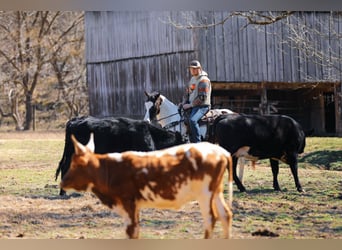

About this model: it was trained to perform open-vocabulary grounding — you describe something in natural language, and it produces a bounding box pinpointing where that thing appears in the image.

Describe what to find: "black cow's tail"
[207,114,228,143]
[296,128,313,155]
[55,156,63,181]
[55,131,69,181]
[55,118,75,181]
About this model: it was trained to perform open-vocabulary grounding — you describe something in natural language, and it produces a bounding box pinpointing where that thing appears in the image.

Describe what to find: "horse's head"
[144,91,163,124]
[144,91,182,129]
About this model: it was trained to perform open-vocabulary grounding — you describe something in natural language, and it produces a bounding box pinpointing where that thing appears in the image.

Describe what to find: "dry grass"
[0,131,341,239]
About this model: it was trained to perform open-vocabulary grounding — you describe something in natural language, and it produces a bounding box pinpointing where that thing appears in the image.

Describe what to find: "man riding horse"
[179,60,212,143]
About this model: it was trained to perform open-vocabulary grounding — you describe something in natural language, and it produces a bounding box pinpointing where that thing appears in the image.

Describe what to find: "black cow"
[209,113,307,192]
[56,116,185,195]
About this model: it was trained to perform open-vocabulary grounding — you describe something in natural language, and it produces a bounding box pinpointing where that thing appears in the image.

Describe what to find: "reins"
[155,112,180,123]
[155,108,186,134]
[146,95,186,136]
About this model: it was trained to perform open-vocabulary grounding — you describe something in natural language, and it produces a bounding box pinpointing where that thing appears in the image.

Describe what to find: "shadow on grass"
[244,188,278,194]
[299,150,342,170]
[140,218,177,229]
[333,226,342,234]
[26,192,84,200]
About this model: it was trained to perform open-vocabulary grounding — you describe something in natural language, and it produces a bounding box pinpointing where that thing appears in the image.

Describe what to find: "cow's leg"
[198,194,217,239]
[59,170,66,196]
[237,157,245,184]
[287,154,304,192]
[270,159,281,191]
[214,192,233,239]
[59,188,66,196]
[233,157,246,192]
[59,155,74,196]
[123,204,140,239]
[59,166,68,196]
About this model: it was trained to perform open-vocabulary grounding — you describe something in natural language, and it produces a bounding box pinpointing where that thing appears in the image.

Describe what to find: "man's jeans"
[188,106,210,143]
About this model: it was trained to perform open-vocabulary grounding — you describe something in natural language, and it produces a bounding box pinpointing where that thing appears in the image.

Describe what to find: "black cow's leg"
[270,159,281,191]
[59,167,67,196]
[59,188,66,196]
[59,174,67,196]
[287,154,304,192]
[233,157,246,192]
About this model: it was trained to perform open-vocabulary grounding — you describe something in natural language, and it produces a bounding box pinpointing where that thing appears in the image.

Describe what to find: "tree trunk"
[3,89,25,131]
[24,92,33,130]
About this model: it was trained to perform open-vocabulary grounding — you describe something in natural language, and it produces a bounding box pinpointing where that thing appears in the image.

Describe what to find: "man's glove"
[182,103,193,110]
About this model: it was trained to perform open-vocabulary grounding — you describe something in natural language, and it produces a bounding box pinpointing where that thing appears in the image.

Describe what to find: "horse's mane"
[160,95,177,107]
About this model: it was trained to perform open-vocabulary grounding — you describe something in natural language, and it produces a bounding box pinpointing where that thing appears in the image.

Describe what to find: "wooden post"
[335,83,342,136]
[259,82,268,115]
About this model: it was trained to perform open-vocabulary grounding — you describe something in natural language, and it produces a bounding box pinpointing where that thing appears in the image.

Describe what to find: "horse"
[143,91,250,184]
[143,91,234,141]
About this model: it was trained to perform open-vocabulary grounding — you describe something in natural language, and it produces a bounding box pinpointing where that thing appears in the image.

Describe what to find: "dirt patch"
[1,168,341,239]
[0,134,341,239]
[0,193,229,239]
[0,130,64,140]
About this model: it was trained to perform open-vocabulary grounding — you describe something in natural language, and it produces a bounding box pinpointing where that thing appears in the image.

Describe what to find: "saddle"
[183,109,231,138]
[200,109,231,124]
[184,109,230,125]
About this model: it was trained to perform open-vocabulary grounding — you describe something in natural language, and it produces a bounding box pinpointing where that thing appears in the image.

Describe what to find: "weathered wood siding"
[85,11,342,126]
[86,11,197,63]
[197,11,342,82]
[86,11,197,118]
[87,53,196,117]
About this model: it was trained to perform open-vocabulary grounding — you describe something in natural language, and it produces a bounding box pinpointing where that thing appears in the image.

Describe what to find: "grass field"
[0,131,341,239]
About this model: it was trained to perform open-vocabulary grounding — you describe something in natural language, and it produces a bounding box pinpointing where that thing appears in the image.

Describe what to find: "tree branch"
[166,11,295,30]
[234,11,295,26]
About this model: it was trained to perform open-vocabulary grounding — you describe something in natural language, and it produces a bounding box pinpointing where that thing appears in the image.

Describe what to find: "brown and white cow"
[60,133,233,239]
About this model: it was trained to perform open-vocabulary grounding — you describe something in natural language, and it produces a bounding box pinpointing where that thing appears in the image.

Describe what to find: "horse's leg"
[233,157,246,192]
[200,124,207,141]
[237,157,245,184]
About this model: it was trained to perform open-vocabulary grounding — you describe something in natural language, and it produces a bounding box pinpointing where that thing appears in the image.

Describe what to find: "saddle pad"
[201,109,231,123]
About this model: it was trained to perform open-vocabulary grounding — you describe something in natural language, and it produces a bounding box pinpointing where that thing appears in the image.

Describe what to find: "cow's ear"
[86,133,95,153]
[71,134,87,156]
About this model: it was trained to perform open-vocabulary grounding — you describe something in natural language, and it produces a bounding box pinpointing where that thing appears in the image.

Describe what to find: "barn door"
[324,92,336,134]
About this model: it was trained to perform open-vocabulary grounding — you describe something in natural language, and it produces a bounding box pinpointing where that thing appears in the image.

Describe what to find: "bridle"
[151,104,186,132]
[145,92,187,135]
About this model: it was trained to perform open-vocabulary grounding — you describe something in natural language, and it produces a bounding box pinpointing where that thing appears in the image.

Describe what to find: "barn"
[85,11,342,136]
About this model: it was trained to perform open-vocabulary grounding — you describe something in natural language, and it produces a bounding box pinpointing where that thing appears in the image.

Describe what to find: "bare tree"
[165,11,294,29]
[0,89,24,130]
[0,11,86,130]
[280,12,342,82]
[47,12,87,119]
